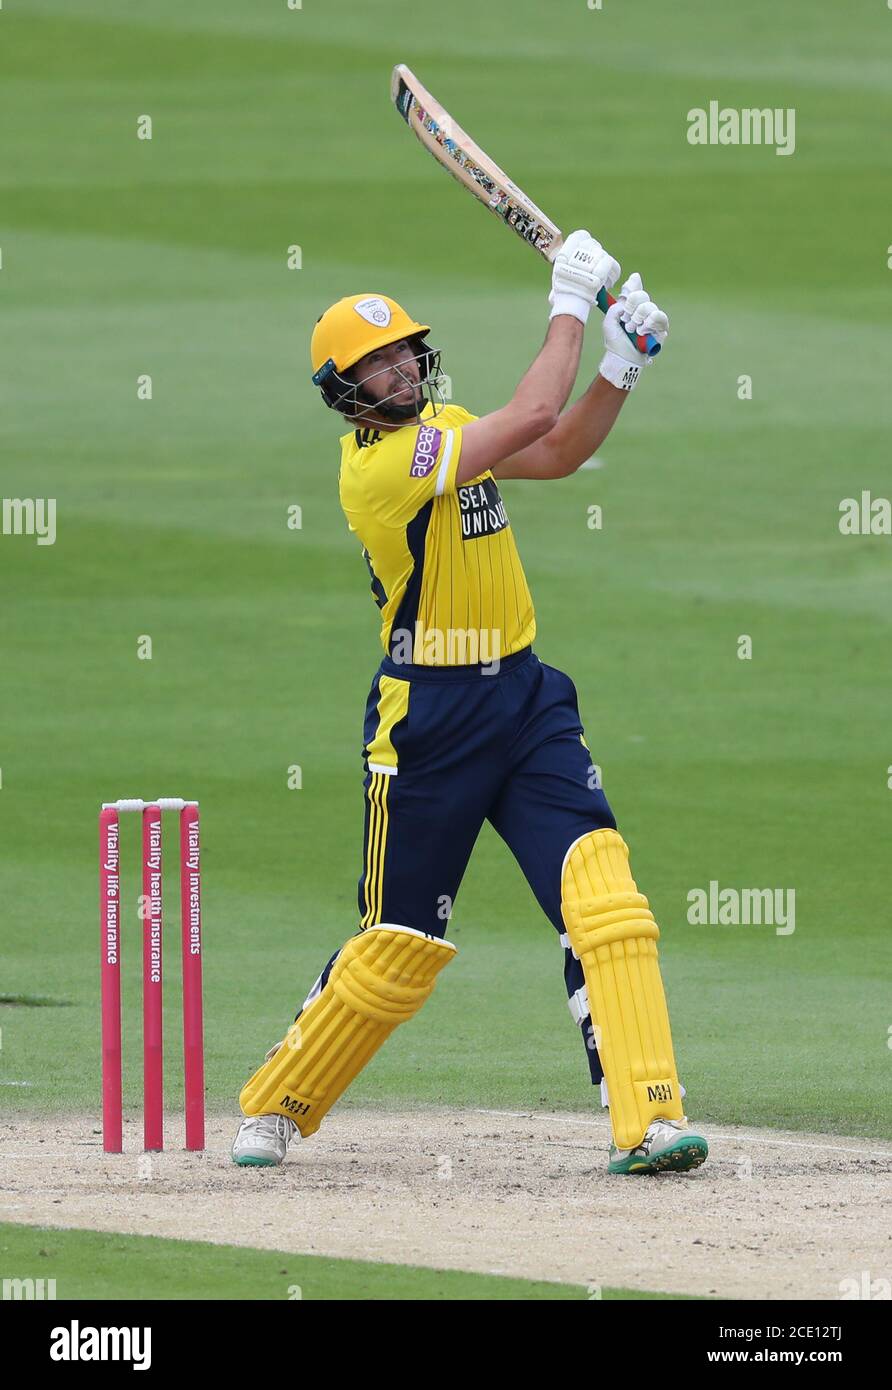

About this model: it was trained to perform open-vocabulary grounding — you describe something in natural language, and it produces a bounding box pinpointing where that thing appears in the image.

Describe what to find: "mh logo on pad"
[279,1093,311,1117]
[409,425,441,477]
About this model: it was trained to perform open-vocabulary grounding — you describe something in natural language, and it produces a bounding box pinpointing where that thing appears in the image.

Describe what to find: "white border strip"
[434,429,454,497]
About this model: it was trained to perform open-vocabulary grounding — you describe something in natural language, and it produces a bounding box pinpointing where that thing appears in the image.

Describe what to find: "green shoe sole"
[609,1135,709,1176]
[231,1154,280,1167]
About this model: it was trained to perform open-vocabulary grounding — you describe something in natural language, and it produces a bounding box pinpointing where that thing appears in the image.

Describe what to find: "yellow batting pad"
[239,925,456,1136]
[561,829,683,1149]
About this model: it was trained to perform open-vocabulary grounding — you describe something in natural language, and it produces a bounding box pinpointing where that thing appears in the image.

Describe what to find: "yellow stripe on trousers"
[366,675,410,770]
[361,770,391,929]
[360,675,407,929]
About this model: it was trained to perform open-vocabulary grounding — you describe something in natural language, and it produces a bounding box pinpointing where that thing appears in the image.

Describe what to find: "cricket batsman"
[232,230,709,1176]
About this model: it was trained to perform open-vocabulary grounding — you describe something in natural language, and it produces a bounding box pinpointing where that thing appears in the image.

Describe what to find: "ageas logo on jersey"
[409,425,442,478]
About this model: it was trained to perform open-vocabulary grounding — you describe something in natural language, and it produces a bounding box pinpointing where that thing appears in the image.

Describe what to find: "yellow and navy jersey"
[338,403,536,665]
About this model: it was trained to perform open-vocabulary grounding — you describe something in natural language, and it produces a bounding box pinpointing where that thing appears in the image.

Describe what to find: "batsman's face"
[356,339,421,408]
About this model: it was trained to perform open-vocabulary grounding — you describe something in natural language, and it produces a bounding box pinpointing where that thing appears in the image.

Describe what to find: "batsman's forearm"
[547,374,628,472]
[513,315,583,421]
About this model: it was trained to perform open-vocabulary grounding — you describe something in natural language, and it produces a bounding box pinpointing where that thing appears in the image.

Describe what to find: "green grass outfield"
[0,0,889,1153]
[0,1223,694,1301]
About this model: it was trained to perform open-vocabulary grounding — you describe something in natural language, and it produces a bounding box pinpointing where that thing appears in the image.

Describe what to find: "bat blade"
[391,64,660,357]
[391,69,661,358]
[391,63,564,262]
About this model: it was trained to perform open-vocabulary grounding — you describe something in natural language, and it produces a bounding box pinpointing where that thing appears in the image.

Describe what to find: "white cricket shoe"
[608,1117,708,1175]
[231,1113,299,1167]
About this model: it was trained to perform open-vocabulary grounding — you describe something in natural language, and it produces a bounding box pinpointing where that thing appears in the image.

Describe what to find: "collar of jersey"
[354,402,439,450]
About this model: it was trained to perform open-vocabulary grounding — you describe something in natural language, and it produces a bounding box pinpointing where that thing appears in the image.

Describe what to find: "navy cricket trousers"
[302,646,617,1085]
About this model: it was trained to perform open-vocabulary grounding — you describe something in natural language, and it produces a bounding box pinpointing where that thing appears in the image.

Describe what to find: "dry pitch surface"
[2,1108,889,1300]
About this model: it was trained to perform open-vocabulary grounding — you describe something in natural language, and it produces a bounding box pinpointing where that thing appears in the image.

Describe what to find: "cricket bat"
[391,64,660,357]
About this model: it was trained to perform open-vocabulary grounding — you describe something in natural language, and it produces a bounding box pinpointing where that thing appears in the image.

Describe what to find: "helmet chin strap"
[359,393,424,424]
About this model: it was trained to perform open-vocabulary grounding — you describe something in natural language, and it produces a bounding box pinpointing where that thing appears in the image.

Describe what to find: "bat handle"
[596,287,661,357]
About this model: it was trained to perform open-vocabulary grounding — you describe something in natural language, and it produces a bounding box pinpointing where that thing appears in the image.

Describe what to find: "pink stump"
[100,807,122,1152]
[179,804,205,1150]
[142,805,164,1150]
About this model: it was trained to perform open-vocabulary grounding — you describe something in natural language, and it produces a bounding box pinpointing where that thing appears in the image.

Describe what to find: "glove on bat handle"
[596,286,661,357]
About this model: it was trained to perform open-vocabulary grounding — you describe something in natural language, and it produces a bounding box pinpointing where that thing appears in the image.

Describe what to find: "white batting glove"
[549,230,621,326]
[599,272,669,390]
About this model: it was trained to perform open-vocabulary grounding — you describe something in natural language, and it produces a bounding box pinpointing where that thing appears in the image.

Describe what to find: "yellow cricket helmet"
[310,293,437,420]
